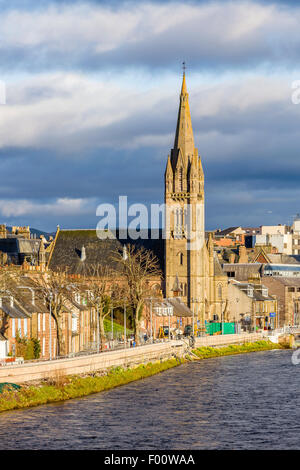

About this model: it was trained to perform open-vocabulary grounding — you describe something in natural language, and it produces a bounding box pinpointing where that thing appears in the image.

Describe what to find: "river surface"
[0,349,299,450]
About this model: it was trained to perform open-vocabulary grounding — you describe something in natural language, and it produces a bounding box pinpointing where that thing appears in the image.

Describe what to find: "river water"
[0,349,299,450]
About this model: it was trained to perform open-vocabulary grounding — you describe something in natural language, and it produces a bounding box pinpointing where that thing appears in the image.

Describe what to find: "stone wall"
[194,332,265,348]
[0,341,186,384]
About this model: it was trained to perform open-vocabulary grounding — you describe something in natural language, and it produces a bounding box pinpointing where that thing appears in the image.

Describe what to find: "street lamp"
[124,299,127,349]
[191,298,199,337]
[48,292,53,360]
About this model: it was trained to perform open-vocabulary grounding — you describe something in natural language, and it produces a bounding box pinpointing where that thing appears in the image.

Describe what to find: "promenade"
[0,332,266,384]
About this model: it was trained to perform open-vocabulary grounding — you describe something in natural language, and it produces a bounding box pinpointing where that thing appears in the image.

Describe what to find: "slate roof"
[49,229,123,274]
[153,297,193,318]
[0,301,30,319]
[48,229,164,275]
[214,227,241,237]
[267,254,300,265]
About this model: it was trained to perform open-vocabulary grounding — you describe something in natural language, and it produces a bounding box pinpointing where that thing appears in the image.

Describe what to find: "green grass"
[103,318,133,335]
[192,340,285,359]
[0,358,182,413]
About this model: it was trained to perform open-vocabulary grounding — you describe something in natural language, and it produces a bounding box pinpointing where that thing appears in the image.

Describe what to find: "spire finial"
[182,61,186,76]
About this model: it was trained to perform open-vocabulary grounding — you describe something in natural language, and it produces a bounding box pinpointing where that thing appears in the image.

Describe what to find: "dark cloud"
[1,0,300,231]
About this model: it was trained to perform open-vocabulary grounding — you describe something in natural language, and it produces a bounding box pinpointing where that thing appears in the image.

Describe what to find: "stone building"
[228,280,277,331]
[164,72,228,323]
[262,277,300,327]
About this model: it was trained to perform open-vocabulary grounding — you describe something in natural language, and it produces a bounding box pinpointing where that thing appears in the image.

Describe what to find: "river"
[0,349,299,449]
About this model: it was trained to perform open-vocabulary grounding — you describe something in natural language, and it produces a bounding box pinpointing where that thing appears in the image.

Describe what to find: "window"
[72,316,78,333]
[218,285,222,299]
[18,318,21,335]
[43,314,46,331]
[179,168,183,191]
[12,319,15,338]
[288,287,295,292]
[247,288,254,297]
[180,253,184,265]
[227,272,235,278]
[24,319,28,336]
[38,314,41,332]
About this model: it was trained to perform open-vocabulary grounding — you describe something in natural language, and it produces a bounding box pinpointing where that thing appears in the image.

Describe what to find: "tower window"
[180,253,184,265]
[179,168,183,191]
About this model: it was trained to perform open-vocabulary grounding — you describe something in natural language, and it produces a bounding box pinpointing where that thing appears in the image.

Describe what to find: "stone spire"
[172,72,195,168]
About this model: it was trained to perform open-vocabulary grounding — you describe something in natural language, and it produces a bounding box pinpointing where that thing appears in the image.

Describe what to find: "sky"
[1,0,300,232]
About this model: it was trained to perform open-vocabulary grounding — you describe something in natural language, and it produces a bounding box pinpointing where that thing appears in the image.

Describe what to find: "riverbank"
[0,340,288,413]
[192,340,286,359]
[0,358,183,413]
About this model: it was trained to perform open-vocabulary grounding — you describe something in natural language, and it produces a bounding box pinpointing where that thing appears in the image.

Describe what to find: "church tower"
[164,72,206,314]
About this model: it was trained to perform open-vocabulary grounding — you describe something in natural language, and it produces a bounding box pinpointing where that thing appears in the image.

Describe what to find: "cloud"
[0,197,97,217]
[1,1,300,72]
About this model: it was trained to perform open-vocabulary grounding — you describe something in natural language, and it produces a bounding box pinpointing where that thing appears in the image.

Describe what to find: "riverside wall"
[194,332,265,348]
[0,340,186,384]
[0,332,266,384]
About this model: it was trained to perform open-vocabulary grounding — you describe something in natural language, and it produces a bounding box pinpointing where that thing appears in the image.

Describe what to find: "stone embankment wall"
[194,332,265,348]
[0,333,266,384]
[0,341,186,384]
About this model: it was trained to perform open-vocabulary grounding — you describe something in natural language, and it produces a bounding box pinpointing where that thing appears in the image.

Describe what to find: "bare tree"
[0,267,22,339]
[112,245,162,345]
[81,264,121,350]
[38,269,70,356]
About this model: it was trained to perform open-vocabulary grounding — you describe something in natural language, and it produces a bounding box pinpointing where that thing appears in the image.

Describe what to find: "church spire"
[172,71,195,168]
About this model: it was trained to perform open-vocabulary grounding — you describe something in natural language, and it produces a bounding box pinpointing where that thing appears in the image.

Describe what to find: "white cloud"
[0,70,299,156]
[0,1,300,68]
[0,197,97,217]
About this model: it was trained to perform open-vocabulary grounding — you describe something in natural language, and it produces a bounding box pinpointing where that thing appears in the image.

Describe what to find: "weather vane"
[182,61,186,75]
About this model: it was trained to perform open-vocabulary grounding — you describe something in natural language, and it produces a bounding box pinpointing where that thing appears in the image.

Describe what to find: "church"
[164,72,228,323]
[45,72,229,325]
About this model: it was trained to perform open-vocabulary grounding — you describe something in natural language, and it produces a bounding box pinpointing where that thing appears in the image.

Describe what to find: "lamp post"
[191,298,199,337]
[111,305,114,345]
[49,292,53,360]
[150,297,153,343]
[124,299,127,349]
[96,302,100,352]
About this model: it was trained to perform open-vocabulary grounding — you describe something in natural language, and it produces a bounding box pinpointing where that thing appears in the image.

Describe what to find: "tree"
[112,245,162,345]
[38,269,70,356]
[0,266,21,339]
[82,264,115,350]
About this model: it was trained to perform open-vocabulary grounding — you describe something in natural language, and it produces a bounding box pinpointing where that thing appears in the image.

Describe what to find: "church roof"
[48,229,122,275]
[48,228,164,275]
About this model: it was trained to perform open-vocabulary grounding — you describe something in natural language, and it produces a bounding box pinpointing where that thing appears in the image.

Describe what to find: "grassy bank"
[0,358,182,413]
[192,340,285,359]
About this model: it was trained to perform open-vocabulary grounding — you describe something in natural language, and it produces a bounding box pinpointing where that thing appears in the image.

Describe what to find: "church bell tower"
[164,72,205,310]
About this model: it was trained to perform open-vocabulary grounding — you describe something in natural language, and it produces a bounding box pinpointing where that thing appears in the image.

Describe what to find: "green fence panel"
[205,322,236,335]
[223,322,235,335]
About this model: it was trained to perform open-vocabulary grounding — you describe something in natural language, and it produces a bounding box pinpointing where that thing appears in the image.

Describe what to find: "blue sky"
[1,0,300,232]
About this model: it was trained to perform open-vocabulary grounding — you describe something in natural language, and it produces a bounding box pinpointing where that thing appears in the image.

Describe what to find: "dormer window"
[247,287,254,297]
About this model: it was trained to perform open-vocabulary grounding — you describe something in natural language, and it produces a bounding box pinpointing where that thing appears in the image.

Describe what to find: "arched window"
[218,284,222,299]
[180,253,184,265]
[179,168,183,191]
